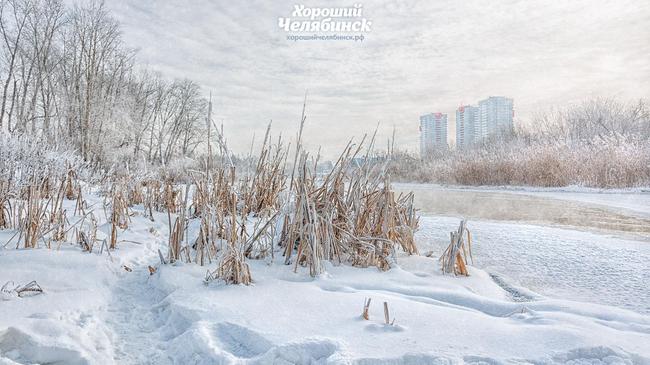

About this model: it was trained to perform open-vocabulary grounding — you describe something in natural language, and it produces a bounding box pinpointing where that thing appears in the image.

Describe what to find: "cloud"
[106,0,650,157]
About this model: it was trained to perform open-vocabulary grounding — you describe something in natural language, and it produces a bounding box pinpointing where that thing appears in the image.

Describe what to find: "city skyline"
[421,96,514,155]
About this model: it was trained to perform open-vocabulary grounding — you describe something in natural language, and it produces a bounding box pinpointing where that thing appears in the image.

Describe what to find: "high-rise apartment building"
[419,112,448,157]
[477,96,514,140]
[455,105,479,148]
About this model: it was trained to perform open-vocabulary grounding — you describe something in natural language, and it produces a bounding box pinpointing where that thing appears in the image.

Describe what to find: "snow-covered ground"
[1,189,650,364]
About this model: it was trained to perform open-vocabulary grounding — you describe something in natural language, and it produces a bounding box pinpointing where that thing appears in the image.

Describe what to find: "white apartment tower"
[419,112,448,157]
[476,96,514,140]
[455,105,479,148]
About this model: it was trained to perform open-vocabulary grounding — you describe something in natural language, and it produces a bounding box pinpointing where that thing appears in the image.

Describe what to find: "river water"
[396,184,650,314]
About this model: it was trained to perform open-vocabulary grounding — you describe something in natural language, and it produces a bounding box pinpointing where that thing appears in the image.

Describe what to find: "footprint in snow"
[214,322,273,358]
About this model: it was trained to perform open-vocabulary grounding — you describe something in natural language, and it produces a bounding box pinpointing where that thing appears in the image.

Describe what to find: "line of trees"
[0,0,208,165]
[390,98,650,188]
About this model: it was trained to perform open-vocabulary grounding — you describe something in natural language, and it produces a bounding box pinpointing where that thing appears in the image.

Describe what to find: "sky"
[107,0,650,158]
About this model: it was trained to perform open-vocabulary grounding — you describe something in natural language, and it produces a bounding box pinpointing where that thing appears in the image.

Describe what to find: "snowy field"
[1,188,650,364]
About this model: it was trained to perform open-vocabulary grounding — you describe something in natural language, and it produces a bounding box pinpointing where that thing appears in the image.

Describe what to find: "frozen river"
[395,184,650,238]
[397,184,650,314]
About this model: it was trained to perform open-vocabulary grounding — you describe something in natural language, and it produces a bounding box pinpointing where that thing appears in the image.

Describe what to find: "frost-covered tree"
[0,0,209,166]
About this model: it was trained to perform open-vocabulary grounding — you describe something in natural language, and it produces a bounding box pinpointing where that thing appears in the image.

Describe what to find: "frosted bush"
[0,134,88,189]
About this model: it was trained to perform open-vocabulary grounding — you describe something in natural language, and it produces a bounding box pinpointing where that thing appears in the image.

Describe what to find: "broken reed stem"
[168,184,189,264]
[362,297,371,320]
[2,280,43,297]
[383,301,390,325]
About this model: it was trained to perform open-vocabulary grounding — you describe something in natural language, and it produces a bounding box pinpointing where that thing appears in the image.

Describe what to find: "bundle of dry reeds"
[190,168,235,264]
[205,192,253,285]
[440,220,473,276]
[168,184,190,263]
[18,185,48,248]
[48,178,70,243]
[127,180,144,206]
[64,168,78,200]
[108,184,130,249]
[240,126,288,217]
[279,135,420,276]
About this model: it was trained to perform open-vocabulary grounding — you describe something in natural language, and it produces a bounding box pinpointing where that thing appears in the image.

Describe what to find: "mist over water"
[401,185,650,314]
[399,186,650,238]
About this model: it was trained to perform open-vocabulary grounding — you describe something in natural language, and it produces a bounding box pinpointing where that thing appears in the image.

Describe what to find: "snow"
[2,192,650,364]
[0,246,116,364]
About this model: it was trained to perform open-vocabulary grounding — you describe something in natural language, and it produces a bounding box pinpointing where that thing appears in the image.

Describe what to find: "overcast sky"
[107,0,650,158]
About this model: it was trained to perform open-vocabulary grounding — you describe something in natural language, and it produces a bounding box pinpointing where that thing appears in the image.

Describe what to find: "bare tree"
[0,0,30,130]
[0,0,210,166]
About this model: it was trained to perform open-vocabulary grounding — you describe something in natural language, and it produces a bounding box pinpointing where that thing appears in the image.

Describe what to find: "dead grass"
[0,125,432,287]
[281,137,419,276]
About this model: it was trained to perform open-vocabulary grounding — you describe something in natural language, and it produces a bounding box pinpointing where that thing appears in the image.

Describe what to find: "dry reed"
[440,220,473,276]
